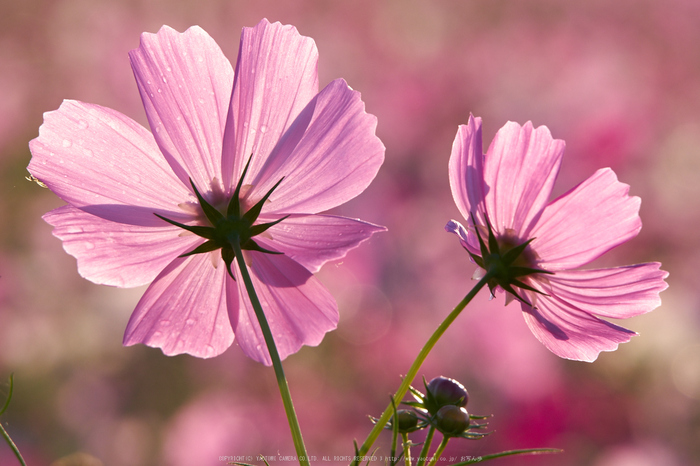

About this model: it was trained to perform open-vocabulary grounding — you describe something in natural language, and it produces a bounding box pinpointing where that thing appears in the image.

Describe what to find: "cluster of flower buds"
[384,375,490,439]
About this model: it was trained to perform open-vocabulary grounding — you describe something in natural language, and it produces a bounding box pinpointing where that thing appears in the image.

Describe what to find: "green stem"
[401,433,412,466]
[426,436,449,466]
[353,273,492,464]
[416,425,436,466]
[231,241,309,466]
[1,375,27,466]
[0,424,26,466]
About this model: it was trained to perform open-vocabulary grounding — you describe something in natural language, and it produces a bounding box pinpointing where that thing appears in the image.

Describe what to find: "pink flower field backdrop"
[0,1,698,465]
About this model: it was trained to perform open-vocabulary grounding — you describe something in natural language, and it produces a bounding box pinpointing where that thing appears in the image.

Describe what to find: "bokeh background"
[1,1,698,465]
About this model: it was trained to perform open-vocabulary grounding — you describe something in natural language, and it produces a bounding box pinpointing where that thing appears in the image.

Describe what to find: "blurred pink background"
[1,1,698,465]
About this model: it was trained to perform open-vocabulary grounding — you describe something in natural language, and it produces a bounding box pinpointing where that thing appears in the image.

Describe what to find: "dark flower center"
[468,214,553,307]
[156,158,287,279]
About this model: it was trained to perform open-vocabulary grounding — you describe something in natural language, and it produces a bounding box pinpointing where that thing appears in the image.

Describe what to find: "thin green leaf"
[0,374,14,417]
[448,448,562,465]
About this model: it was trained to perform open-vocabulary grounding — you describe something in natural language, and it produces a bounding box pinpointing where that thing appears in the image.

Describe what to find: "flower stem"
[353,273,493,464]
[1,375,27,466]
[426,436,449,466]
[231,241,309,466]
[0,424,26,466]
[415,425,436,466]
[401,433,412,466]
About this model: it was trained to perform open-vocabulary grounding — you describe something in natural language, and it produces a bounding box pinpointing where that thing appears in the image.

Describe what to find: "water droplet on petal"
[185,318,196,326]
[160,319,171,327]
[259,125,267,133]
[161,76,167,83]
[62,139,72,148]
[84,242,95,250]
[78,120,89,129]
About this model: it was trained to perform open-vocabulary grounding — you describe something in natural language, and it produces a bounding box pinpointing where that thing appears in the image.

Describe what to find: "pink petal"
[445,219,480,256]
[530,168,642,270]
[130,25,233,192]
[124,254,234,359]
[255,214,386,273]
[222,19,319,189]
[233,252,338,365]
[244,78,384,214]
[521,294,637,362]
[44,205,204,288]
[448,115,487,224]
[543,264,668,319]
[27,100,191,226]
[483,121,565,237]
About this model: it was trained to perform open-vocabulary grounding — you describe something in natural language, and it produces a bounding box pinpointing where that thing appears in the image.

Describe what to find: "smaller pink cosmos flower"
[27,19,385,365]
[446,115,668,362]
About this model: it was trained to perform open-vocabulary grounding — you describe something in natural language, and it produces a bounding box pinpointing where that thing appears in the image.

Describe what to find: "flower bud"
[424,376,468,415]
[435,405,470,437]
[395,409,419,433]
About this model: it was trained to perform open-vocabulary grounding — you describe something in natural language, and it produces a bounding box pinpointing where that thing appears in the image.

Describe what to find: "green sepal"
[189,179,224,226]
[401,401,425,409]
[249,215,290,237]
[509,266,553,277]
[470,212,490,260]
[242,238,283,255]
[154,213,216,239]
[178,240,221,258]
[228,154,254,218]
[242,177,285,226]
[500,283,532,306]
[409,384,426,402]
[509,277,547,295]
[222,245,236,280]
[501,237,535,265]
[467,250,485,269]
[484,216,501,256]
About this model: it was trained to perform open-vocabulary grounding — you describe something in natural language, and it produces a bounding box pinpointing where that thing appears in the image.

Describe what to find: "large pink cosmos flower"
[27,19,385,365]
[446,115,667,362]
